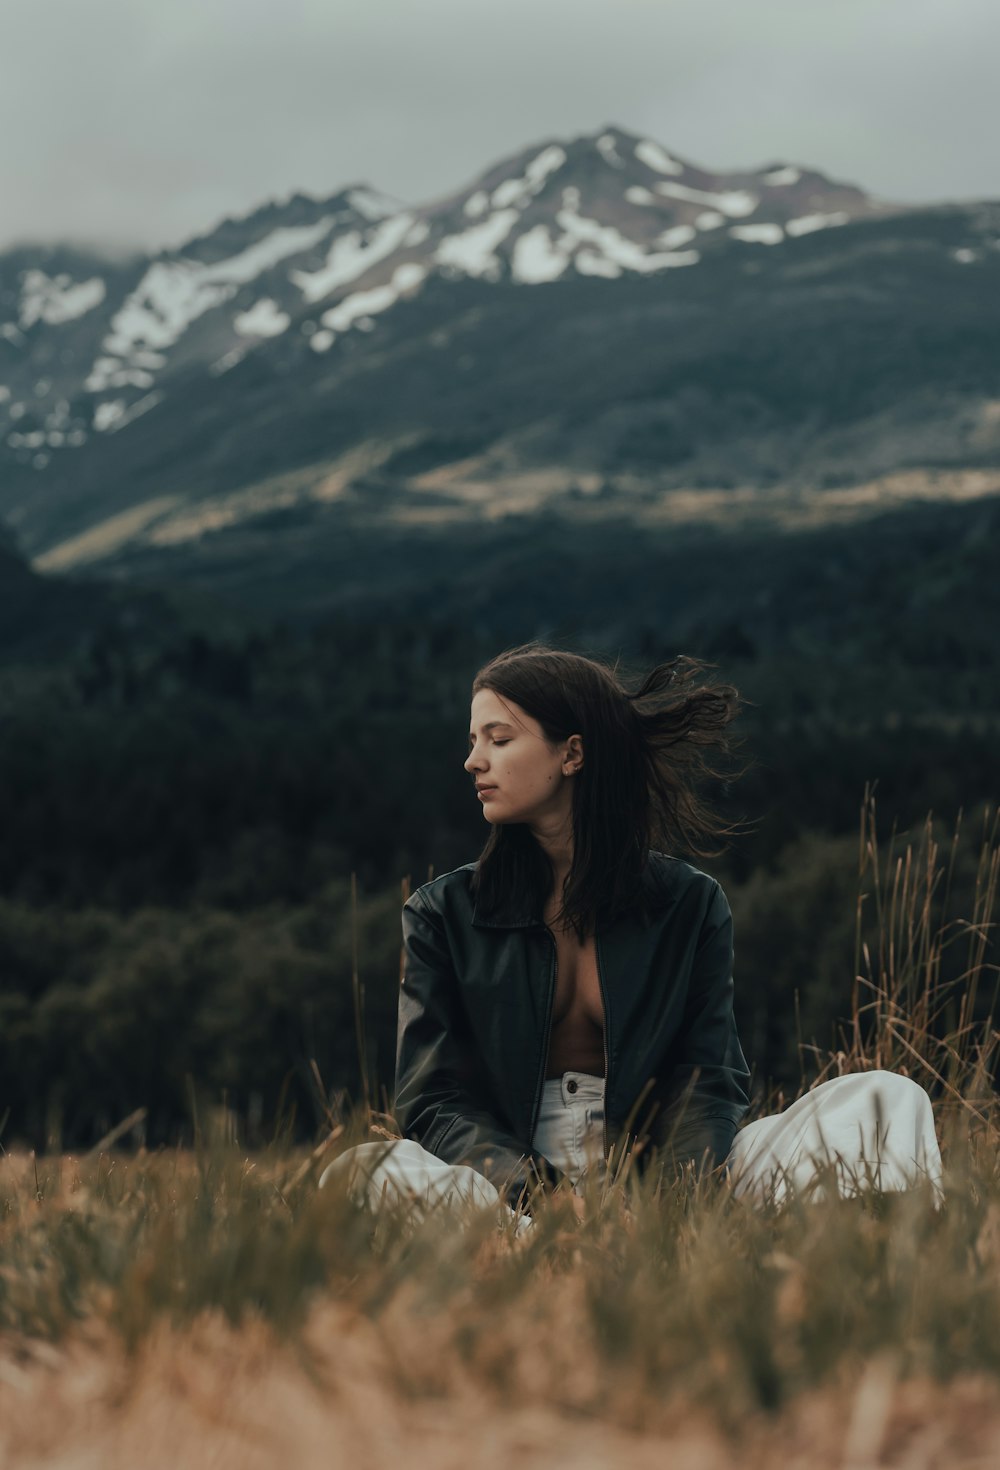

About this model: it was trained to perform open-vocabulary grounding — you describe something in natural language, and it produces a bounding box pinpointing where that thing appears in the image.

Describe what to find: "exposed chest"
[544,900,605,1032]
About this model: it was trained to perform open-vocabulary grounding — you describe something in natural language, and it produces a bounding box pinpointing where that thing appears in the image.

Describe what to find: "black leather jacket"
[394,850,751,1210]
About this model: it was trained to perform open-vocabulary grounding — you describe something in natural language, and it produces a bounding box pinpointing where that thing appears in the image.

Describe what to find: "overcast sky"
[2,0,995,257]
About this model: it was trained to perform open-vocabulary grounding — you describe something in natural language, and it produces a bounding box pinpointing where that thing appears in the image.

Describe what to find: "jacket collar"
[469,854,666,930]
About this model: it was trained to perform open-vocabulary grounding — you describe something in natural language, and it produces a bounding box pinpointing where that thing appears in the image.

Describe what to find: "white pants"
[319,1069,944,1230]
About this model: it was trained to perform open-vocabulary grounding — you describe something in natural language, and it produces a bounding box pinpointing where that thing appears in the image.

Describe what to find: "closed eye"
[468,737,512,752]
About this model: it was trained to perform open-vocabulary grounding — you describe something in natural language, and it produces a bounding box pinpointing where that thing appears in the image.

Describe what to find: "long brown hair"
[469,642,753,940]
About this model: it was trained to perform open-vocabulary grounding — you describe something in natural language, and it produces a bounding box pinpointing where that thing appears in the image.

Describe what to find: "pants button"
[566,1078,578,1094]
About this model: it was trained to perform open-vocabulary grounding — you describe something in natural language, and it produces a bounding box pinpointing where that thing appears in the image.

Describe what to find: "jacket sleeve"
[652,879,751,1179]
[394,894,572,1212]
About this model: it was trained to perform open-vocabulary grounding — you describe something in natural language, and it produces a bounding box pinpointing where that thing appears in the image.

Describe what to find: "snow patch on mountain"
[18,270,106,328]
[657,225,697,248]
[730,223,784,244]
[555,207,698,274]
[575,251,621,279]
[655,180,759,217]
[200,217,339,288]
[93,390,163,433]
[635,140,683,176]
[234,298,291,337]
[505,199,701,282]
[511,227,569,283]
[92,400,125,431]
[786,211,850,236]
[436,210,519,277]
[291,213,415,304]
[128,349,167,369]
[85,356,156,392]
[491,146,567,208]
[596,133,625,169]
[760,165,801,186]
[88,263,235,389]
[313,261,427,346]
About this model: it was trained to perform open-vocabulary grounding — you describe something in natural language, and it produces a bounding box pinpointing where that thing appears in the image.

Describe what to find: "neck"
[530,828,573,895]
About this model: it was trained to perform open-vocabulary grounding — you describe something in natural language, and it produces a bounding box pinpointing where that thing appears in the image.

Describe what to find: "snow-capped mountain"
[0,124,997,580]
[0,128,893,463]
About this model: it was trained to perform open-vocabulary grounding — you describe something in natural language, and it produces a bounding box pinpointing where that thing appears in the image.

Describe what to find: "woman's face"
[464,687,580,826]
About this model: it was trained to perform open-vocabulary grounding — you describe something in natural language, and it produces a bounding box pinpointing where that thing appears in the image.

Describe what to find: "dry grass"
[1,788,998,1467]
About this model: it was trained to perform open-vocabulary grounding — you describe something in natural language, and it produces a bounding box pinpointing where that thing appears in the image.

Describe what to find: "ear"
[563,733,584,774]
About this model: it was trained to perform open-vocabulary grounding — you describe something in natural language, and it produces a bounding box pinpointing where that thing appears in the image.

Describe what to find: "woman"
[322,644,943,1228]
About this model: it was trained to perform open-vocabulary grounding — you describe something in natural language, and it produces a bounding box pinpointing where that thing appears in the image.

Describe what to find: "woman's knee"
[863,1069,934,1114]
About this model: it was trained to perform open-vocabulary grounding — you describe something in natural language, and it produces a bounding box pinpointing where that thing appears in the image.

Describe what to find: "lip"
[476,786,498,799]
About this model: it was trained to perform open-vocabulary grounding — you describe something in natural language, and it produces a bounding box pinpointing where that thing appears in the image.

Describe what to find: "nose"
[464,746,485,774]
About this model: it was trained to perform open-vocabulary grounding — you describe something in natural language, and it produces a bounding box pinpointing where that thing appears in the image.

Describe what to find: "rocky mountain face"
[0,124,997,590]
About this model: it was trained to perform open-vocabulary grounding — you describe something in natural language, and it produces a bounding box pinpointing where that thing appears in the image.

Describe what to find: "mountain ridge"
[1,124,997,585]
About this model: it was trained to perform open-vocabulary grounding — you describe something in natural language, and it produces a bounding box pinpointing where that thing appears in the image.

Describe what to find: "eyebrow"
[468,721,514,741]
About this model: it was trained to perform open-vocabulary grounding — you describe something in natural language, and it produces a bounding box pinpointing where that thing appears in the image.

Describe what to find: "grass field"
[1,792,998,1468]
